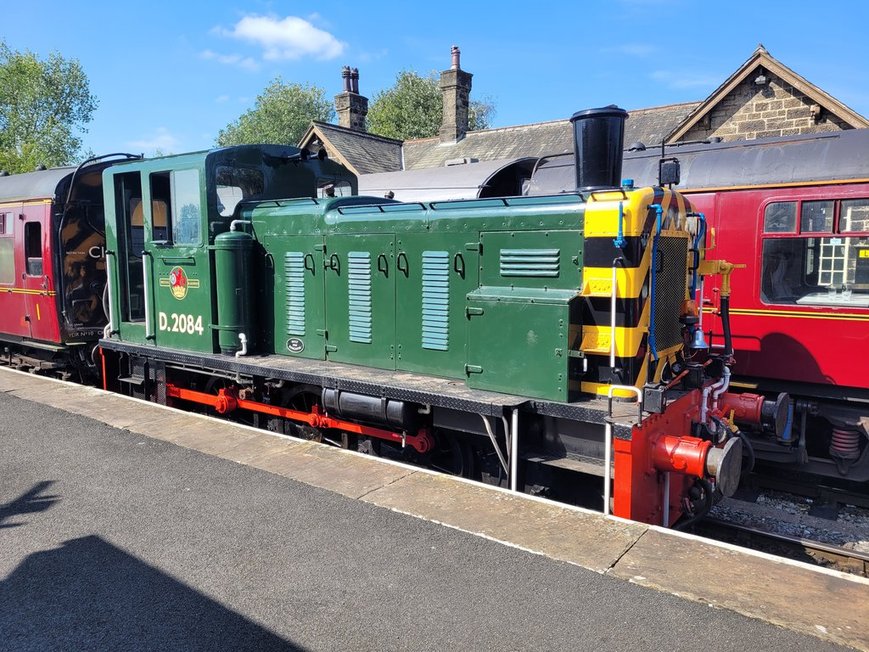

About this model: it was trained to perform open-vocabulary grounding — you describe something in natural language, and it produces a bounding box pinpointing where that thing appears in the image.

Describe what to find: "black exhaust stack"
[570,106,628,192]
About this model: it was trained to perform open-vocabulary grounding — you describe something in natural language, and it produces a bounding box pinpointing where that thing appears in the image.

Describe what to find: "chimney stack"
[439,45,473,143]
[335,66,368,131]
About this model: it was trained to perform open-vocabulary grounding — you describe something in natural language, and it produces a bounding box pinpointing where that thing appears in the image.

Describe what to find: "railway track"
[693,517,869,577]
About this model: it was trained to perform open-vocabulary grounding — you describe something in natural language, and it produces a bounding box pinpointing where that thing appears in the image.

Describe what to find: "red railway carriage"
[0,155,136,377]
[529,129,869,484]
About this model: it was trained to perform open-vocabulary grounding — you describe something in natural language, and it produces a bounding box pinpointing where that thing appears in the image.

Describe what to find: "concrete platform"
[0,367,866,650]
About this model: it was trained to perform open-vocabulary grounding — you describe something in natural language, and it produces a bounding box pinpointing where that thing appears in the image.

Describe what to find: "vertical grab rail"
[105,250,117,335]
[142,251,154,340]
[604,385,643,517]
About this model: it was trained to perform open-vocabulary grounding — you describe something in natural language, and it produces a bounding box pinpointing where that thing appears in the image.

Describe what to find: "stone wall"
[681,71,852,142]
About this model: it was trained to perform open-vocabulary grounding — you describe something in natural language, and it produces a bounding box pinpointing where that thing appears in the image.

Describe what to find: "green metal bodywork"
[244,193,586,401]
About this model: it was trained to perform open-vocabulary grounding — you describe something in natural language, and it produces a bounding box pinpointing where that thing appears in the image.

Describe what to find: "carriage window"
[25,222,42,276]
[763,202,796,233]
[840,199,869,233]
[800,200,834,233]
[761,235,869,307]
[0,212,13,235]
[0,234,13,284]
[215,166,264,217]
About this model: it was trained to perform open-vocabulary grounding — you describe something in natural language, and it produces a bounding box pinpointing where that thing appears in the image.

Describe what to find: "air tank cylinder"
[570,105,628,192]
[213,230,255,354]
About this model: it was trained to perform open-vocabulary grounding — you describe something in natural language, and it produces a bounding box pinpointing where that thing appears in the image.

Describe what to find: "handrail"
[603,385,643,517]
[104,251,117,335]
[142,251,154,340]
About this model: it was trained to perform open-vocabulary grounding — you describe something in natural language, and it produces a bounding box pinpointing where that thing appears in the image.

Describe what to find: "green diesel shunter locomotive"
[100,109,761,527]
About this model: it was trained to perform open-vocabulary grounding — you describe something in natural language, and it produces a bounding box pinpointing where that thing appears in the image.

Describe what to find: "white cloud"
[651,69,720,90]
[603,43,656,57]
[215,94,230,104]
[217,14,345,61]
[128,127,180,154]
[200,49,259,71]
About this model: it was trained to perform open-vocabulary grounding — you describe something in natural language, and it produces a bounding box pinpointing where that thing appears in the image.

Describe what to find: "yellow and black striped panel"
[579,187,692,397]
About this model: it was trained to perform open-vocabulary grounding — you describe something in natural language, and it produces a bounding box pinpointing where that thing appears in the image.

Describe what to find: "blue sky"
[4,1,868,157]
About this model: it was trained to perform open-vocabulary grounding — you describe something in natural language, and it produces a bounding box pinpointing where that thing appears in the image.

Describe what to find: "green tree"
[367,70,495,141]
[0,41,98,173]
[217,78,335,147]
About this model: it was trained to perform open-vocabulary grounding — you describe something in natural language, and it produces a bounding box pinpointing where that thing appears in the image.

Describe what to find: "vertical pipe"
[610,263,618,369]
[603,420,612,516]
[510,408,519,492]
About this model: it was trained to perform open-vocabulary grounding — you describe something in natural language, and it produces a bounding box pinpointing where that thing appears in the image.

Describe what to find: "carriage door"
[21,217,56,342]
[145,168,211,354]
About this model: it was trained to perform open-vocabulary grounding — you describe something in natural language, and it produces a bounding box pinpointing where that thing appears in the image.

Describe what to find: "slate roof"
[299,122,403,175]
[401,102,700,170]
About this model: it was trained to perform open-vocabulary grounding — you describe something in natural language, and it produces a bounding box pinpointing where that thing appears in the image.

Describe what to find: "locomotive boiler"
[98,108,775,526]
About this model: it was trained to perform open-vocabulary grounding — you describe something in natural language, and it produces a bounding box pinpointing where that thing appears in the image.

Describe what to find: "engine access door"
[323,233,396,368]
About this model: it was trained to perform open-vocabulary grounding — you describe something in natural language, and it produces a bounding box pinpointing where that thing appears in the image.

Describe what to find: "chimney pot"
[439,46,472,143]
[341,66,352,92]
[351,67,359,94]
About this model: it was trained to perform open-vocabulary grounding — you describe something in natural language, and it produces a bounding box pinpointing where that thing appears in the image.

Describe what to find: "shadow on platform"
[0,534,304,651]
[0,481,60,530]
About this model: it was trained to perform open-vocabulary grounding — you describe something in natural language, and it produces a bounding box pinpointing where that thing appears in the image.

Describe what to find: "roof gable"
[667,45,869,142]
[299,122,403,175]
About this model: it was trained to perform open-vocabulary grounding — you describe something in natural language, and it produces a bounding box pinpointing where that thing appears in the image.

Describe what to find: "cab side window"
[149,169,201,246]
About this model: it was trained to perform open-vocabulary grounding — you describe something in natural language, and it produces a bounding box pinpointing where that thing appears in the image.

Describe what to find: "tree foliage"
[217,78,335,147]
[0,41,98,173]
[367,70,495,141]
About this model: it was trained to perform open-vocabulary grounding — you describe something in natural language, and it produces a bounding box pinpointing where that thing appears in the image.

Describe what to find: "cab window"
[215,166,264,217]
[149,169,202,246]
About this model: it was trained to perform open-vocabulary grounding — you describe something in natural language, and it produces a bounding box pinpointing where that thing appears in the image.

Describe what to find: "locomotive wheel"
[427,433,477,479]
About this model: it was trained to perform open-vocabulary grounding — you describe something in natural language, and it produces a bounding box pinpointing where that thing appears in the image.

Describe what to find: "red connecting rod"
[165,384,435,454]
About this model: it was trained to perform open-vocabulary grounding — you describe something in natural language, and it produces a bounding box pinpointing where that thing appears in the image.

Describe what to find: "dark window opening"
[115,172,145,322]
[25,222,42,276]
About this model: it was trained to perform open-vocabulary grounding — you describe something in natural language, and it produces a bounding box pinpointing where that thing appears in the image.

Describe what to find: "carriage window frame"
[760,197,869,307]
[0,214,14,284]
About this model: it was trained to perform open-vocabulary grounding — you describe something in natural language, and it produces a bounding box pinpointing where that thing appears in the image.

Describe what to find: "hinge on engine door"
[464,364,483,375]
[466,306,484,317]
[465,242,481,252]
[316,329,327,337]
[325,344,338,352]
